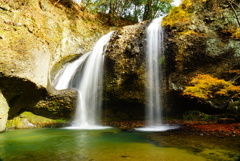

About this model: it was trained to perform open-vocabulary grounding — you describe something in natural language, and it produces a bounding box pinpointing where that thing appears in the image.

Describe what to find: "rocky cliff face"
[103,22,149,120]
[162,0,240,116]
[0,0,115,131]
[104,0,240,119]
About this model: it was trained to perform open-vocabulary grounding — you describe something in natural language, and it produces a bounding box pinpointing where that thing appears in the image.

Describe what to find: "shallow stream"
[0,128,239,161]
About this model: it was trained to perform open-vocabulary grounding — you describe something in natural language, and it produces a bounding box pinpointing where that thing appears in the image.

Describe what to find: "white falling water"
[54,32,114,129]
[145,17,163,127]
[53,52,90,90]
[137,17,179,132]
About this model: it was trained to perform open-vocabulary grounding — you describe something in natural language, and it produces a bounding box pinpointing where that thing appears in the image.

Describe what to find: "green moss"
[183,110,218,121]
[159,55,166,65]
[6,111,66,129]
[12,26,21,30]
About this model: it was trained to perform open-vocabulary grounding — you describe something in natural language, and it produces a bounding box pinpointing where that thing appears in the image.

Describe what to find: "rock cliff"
[0,0,115,131]
[103,21,149,120]
[163,0,240,116]
[104,0,240,119]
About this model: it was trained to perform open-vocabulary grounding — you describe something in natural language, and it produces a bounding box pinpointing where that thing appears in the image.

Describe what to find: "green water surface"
[0,128,239,161]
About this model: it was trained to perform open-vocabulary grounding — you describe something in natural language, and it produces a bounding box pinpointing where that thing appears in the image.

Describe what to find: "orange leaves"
[183,74,240,99]
[180,30,206,37]
[227,69,240,74]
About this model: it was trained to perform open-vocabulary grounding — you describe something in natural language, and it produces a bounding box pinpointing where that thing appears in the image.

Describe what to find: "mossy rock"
[6,111,68,129]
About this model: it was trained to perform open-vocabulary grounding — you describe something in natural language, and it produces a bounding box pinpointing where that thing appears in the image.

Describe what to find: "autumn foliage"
[183,74,240,100]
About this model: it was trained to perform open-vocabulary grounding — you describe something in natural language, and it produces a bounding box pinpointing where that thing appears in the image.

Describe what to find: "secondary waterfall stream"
[137,2,181,131]
[53,31,114,129]
[136,17,175,131]
[145,17,164,127]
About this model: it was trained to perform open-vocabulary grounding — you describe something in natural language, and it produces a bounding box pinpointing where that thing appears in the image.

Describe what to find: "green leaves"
[82,0,173,22]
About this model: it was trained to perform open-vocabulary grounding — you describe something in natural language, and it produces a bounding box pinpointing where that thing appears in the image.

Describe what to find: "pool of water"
[0,128,239,161]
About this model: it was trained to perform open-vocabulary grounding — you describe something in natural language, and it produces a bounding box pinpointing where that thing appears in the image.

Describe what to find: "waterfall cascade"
[54,0,182,131]
[137,12,181,131]
[145,17,164,127]
[135,0,183,132]
[53,32,114,129]
[136,17,174,131]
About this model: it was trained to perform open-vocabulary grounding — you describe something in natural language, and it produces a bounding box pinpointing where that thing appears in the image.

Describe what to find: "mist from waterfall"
[53,32,114,129]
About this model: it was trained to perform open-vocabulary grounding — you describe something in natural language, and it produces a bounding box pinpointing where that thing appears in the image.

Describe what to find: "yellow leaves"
[180,30,206,37]
[231,28,240,39]
[184,86,209,99]
[162,0,196,27]
[183,0,193,8]
[162,7,190,27]
[221,25,237,34]
[160,0,172,2]
[221,26,240,39]
[183,74,240,100]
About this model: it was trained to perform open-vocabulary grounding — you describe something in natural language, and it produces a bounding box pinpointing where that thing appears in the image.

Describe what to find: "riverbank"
[5,120,240,137]
[103,120,240,137]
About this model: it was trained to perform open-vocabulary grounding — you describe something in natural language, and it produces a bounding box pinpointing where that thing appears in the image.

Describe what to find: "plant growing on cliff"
[183,74,240,100]
[162,0,192,27]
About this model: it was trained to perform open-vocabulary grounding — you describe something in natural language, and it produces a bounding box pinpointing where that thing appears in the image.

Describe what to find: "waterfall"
[145,17,163,127]
[53,52,90,90]
[137,17,180,131]
[53,32,114,129]
[136,17,170,131]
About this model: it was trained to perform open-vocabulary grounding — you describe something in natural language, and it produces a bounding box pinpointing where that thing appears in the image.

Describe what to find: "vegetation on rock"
[6,111,67,129]
[183,74,240,100]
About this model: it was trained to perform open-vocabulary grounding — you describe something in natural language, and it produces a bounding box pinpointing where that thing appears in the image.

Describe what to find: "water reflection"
[0,128,238,161]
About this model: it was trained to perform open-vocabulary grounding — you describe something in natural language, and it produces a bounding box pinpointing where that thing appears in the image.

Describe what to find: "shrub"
[183,74,240,100]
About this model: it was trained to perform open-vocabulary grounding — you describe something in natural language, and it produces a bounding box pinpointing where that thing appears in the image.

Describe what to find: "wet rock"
[105,21,149,104]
